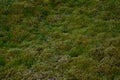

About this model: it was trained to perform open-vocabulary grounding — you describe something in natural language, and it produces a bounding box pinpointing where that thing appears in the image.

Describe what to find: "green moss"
[0,0,120,79]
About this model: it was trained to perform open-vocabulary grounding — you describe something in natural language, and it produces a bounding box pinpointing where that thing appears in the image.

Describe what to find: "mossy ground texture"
[0,0,120,80]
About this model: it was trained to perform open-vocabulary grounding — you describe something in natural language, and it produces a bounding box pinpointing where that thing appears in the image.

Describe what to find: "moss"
[0,0,120,79]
